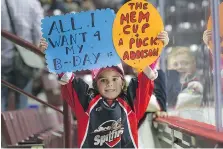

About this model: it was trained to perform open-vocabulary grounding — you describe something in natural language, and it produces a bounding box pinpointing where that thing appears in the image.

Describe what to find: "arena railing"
[1,29,72,148]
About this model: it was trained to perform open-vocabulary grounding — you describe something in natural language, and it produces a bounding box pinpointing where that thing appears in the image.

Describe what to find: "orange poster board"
[207,2,223,55]
[113,0,164,71]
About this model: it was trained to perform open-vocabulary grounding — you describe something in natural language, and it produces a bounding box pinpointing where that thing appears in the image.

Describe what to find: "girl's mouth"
[105,89,115,92]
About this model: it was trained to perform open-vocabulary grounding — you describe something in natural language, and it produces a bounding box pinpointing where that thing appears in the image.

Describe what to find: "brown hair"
[169,47,195,58]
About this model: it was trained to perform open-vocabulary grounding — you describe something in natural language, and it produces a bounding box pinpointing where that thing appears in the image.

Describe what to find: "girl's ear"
[122,80,125,89]
[122,80,127,92]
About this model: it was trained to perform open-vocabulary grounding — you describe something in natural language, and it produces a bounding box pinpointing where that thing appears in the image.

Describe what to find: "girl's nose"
[106,80,113,86]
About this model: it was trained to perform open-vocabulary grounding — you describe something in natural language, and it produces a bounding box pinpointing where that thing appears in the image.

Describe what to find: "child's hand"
[157,31,169,47]
[203,30,212,46]
[153,111,168,119]
[39,38,48,53]
[187,81,203,93]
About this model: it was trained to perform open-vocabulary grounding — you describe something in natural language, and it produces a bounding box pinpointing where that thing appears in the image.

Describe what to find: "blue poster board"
[41,9,121,73]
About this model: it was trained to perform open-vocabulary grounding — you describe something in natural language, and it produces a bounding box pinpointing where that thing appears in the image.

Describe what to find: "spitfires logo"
[93,118,124,147]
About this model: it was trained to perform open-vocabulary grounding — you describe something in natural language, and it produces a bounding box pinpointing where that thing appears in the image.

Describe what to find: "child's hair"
[168,46,195,59]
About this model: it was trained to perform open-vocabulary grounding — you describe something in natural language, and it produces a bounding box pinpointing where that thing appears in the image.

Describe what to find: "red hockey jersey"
[60,72,154,148]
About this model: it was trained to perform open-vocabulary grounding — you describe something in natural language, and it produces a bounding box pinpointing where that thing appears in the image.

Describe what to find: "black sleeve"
[125,77,138,111]
[72,78,94,111]
[166,70,181,108]
[154,69,167,111]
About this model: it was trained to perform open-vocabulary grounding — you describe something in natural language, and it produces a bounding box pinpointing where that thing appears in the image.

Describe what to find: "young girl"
[39,31,169,148]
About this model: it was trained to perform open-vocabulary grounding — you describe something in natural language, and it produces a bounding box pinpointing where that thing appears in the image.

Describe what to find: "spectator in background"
[166,47,203,109]
[50,0,81,14]
[91,0,122,12]
[81,0,96,10]
[1,0,44,111]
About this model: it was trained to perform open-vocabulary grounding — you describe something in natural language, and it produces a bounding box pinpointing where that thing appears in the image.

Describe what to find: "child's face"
[173,53,196,76]
[96,69,124,100]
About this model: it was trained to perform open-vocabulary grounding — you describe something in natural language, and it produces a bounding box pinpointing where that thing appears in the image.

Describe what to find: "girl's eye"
[113,78,118,81]
[100,79,106,83]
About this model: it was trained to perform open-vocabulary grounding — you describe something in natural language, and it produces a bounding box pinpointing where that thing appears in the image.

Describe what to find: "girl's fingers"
[40,38,46,41]
[205,31,212,35]
[158,32,168,36]
[157,34,168,38]
[157,36,167,39]
[40,46,47,51]
[40,38,47,44]
[40,42,48,46]
[158,34,167,38]
[41,43,48,47]
[203,30,212,43]
[158,31,167,36]
[204,30,212,33]
[159,31,168,34]
[41,45,47,48]
[204,33,212,37]
[40,45,47,49]
[39,43,48,49]
[203,36,212,44]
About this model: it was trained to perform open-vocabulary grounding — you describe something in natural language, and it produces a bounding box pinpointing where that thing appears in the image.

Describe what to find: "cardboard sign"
[113,0,164,71]
[207,2,223,56]
[41,9,121,73]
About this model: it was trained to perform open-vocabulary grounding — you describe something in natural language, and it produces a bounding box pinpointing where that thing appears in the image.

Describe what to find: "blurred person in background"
[1,0,44,111]
[40,0,93,15]
[166,47,204,109]
[49,0,81,14]
[80,0,96,10]
[91,0,123,12]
